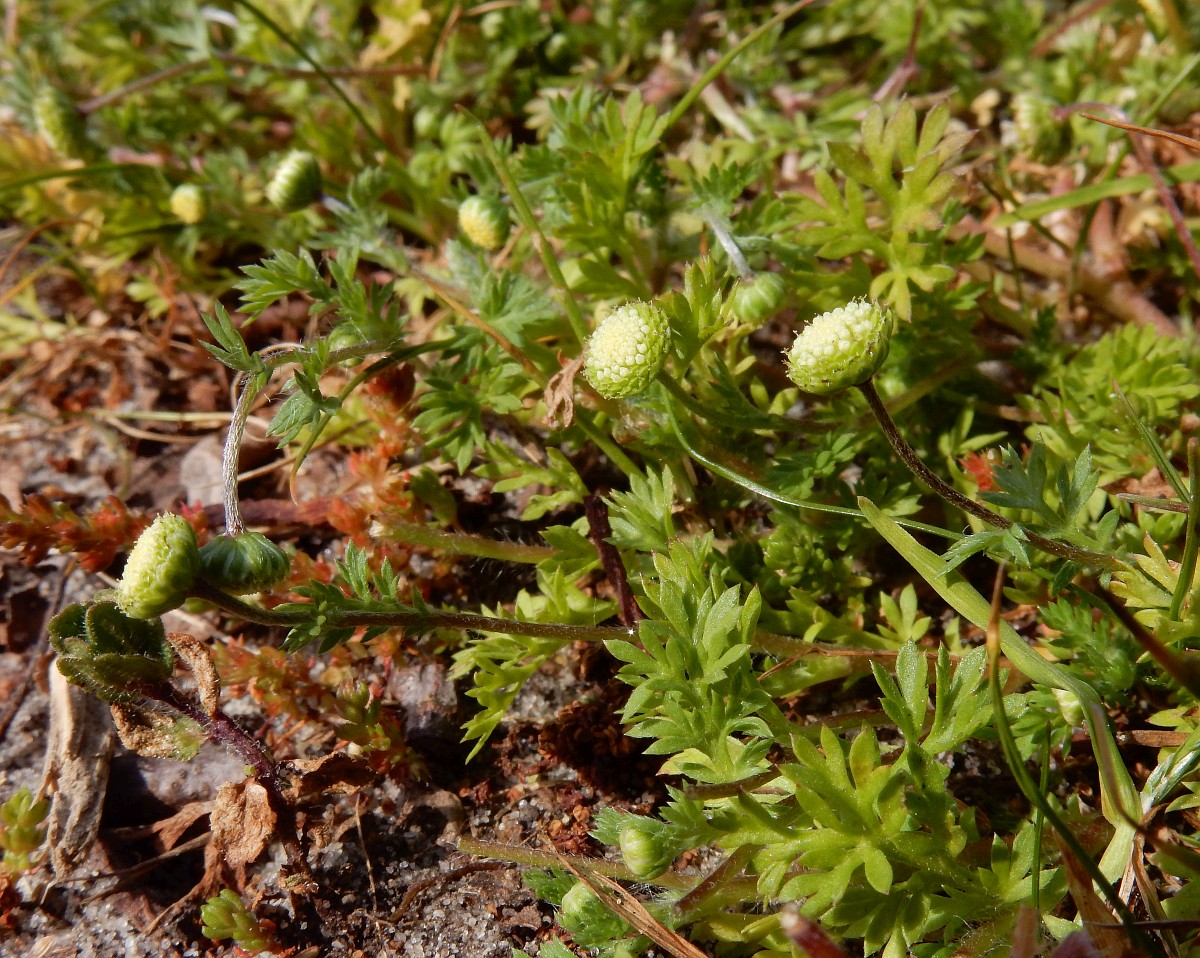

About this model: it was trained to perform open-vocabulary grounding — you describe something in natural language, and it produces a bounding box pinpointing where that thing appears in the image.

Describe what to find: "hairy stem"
[190,579,636,643]
[702,211,753,279]
[856,379,1121,570]
[374,517,555,564]
[145,683,311,885]
[221,373,256,537]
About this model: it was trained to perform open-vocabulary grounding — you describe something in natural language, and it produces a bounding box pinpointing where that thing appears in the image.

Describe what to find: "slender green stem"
[457,836,693,891]
[1170,437,1199,621]
[702,211,753,279]
[375,517,555,564]
[471,115,590,348]
[856,379,1121,570]
[662,0,819,132]
[190,580,635,644]
[225,0,388,153]
[573,409,642,479]
[665,400,962,540]
[672,845,758,917]
[658,373,791,432]
[984,631,1155,955]
[79,59,211,114]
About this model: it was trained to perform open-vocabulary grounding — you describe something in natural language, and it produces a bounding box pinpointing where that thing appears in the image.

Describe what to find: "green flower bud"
[785,299,892,396]
[266,150,322,212]
[583,301,670,399]
[559,881,629,946]
[169,184,206,224]
[336,682,379,726]
[413,105,441,140]
[618,817,676,880]
[198,531,290,595]
[458,194,510,251]
[49,602,176,702]
[33,86,92,160]
[115,513,199,619]
[730,272,787,325]
[480,10,505,40]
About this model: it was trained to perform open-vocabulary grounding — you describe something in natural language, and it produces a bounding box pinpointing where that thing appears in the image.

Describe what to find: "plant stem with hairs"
[856,378,1122,571]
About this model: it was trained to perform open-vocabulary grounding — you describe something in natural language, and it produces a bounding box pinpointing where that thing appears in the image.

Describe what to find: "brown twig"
[1070,106,1200,286]
[857,379,1123,570]
[585,494,643,627]
[951,219,1178,336]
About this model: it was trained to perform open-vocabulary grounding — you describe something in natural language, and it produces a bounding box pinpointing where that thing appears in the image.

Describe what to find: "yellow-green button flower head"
[33,85,92,160]
[49,602,176,702]
[785,298,892,396]
[730,272,787,325]
[199,531,290,595]
[169,184,206,224]
[583,301,670,399]
[266,150,322,212]
[458,194,510,251]
[116,513,199,619]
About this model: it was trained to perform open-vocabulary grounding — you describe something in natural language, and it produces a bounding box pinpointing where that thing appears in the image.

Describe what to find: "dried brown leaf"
[167,632,220,716]
[288,752,378,803]
[209,779,276,872]
[42,668,115,877]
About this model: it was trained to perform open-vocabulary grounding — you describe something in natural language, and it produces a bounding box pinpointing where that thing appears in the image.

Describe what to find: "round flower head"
[169,184,206,224]
[266,150,322,212]
[583,301,670,399]
[785,299,892,395]
[199,531,290,595]
[116,513,199,619]
[458,195,510,251]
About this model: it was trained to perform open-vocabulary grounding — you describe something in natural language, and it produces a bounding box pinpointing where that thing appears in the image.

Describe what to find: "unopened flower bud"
[559,881,629,945]
[583,301,670,399]
[266,150,322,212]
[33,86,91,160]
[785,299,892,396]
[198,532,290,595]
[458,194,510,250]
[618,818,676,880]
[730,272,787,325]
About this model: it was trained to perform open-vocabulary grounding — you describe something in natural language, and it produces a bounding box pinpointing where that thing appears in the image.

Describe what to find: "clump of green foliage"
[0,788,50,874]
[200,888,278,953]
[6,1,1200,957]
